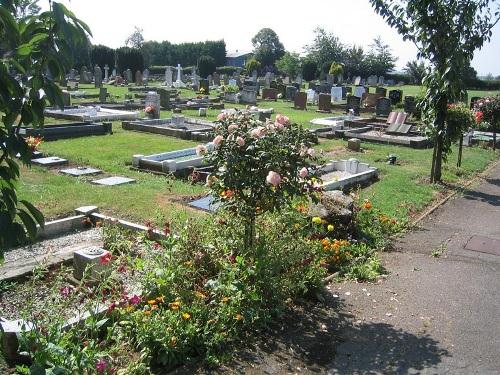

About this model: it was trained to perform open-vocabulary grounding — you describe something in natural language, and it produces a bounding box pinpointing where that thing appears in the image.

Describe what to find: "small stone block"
[91,176,136,186]
[32,156,68,167]
[347,138,361,152]
[60,167,102,177]
[73,247,109,280]
[75,206,99,216]
[198,108,207,117]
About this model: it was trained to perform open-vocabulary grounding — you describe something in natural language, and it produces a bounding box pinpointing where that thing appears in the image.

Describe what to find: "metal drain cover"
[464,235,500,256]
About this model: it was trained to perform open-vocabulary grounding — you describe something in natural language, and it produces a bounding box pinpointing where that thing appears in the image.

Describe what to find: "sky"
[48,0,500,76]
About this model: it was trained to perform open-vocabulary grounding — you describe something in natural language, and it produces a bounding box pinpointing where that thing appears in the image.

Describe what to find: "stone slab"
[60,167,102,176]
[32,156,68,167]
[189,196,220,213]
[464,235,500,256]
[91,176,136,186]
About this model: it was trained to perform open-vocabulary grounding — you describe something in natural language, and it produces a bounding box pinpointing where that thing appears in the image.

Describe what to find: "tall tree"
[366,36,397,76]
[125,26,145,49]
[251,28,285,67]
[344,45,367,78]
[370,0,500,182]
[404,60,426,84]
[275,52,301,79]
[0,0,90,251]
[304,27,346,70]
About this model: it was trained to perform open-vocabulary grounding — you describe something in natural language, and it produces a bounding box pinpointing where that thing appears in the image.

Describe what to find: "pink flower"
[128,295,141,305]
[299,167,308,179]
[307,148,316,157]
[274,121,284,130]
[213,135,224,148]
[60,286,73,298]
[275,114,290,126]
[236,136,245,146]
[96,358,107,373]
[250,126,265,138]
[266,171,281,187]
[196,145,207,156]
[228,124,238,132]
[100,251,112,265]
[217,113,228,121]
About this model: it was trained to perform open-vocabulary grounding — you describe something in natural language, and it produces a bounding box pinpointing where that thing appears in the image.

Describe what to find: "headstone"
[265,72,272,88]
[79,66,88,84]
[318,93,332,112]
[207,74,213,86]
[135,70,143,86]
[389,89,403,105]
[262,88,278,100]
[213,72,221,86]
[165,66,173,86]
[347,138,361,152]
[354,86,366,98]
[73,247,110,280]
[92,177,136,186]
[199,79,209,94]
[94,65,102,88]
[145,91,160,119]
[326,74,334,85]
[296,73,303,86]
[62,90,71,107]
[341,86,347,100]
[143,68,150,85]
[99,87,107,103]
[69,69,77,80]
[346,95,361,116]
[240,88,257,104]
[112,68,117,78]
[331,87,343,102]
[337,74,343,84]
[378,76,385,85]
[158,88,171,110]
[367,75,378,86]
[32,156,68,167]
[294,92,307,110]
[125,69,133,83]
[306,89,318,104]
[375,87,387,96]
[283,76,290,84]
[285,85,297,101]
[60,167,102,177]
[198,108,207,117]
[103,64,109,82]
[375,97,392,116]
[404,96,417,114]
[354,76,361,86]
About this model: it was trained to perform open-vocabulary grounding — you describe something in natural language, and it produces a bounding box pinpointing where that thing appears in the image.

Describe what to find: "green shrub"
[216,66,238,76]
[302,59,317,81]
[116,47,144,74]
[245,58,261,75]
[198,55,216,78]
[90,44,115,69]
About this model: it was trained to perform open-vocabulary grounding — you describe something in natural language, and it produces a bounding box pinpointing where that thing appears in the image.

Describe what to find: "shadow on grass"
[171,293,449,374]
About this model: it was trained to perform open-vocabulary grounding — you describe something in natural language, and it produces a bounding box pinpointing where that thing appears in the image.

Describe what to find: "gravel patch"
[4,228,102,263]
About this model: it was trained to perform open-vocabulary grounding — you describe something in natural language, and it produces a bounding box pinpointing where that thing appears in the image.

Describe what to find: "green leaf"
[20,200,44,227]
[17,208,38,240]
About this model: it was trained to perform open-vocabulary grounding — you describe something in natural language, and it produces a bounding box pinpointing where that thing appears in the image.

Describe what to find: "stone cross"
[103,64,109,82]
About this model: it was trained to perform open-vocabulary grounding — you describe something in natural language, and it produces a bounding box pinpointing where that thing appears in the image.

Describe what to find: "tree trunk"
[457,135,463,168]
[430,94,447,183]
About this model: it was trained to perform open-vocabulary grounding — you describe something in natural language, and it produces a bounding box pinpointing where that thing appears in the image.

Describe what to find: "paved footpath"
[328,162,500,375]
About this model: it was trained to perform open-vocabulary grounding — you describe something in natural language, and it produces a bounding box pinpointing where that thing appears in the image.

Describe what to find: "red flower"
[100,251,112,265]
[96,358,107,373]
[128,294,141,305]
[163,222,171,236]
[152,242,161,250]
[475,111,484,124]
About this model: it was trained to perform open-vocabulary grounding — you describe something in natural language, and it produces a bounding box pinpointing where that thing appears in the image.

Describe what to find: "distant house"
[226,50,252,68]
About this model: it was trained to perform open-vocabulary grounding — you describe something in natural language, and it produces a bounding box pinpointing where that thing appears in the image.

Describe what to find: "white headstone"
[354,86,366,98]
[103,64,109,82]
[331,87,343,102]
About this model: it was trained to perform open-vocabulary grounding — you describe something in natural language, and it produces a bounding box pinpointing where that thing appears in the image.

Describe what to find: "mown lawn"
[17,82,499,226]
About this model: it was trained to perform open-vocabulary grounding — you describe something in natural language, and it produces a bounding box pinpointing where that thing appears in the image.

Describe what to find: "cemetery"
[1,1,500,374]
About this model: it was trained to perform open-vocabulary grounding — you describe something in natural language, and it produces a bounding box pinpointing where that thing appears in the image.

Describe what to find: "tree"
[125,26,144,49]
[275,52,301,79]
[245,58,261,75]
[344,45,367,79]
[404,60,426,84]
[304,27,346,70]
[251,28,285,67]
[0,0,90,251]
[301,59,317,81]
[366,36,397,76]
[370,0,500,182]
[90,44,115,69]
[198,55,216,78]
[13,0,40,19]
[116,47,144,73]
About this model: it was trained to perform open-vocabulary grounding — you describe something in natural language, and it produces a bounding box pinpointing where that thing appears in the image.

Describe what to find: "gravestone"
[326,74,334,85]
[346,95,361,116]
[73,247,110,280]
[143,68,150,85]
[112,68,117,78]
[207,74,213,86]
[354,76,361,86]
[158,88,171,109]
[296,73,303,86]
[199,108,207,117]
[262,88,278,100]
[341,86,347,100]
[213,72,221,86]
[94,65,102,88]
[318,93,332,112]
[104,65,109,82]
[240,88,257,105]
[69,69,77,80]
[294,92,307,110]
[375,97,392,116]
[92,177,136,186]
[265,72,272,88]
[199,79,210,94]
[79,67,88,84]
[354,86,366,98]
[367,75,378,86]
[62,91,71,107]
[251,70,258,82]
[99,87,107,103]
[285,85,297,101]
[378,76,385,85]
[125,69,133,83]
[404,96,417,114]
[306,89,318,104]
[277,83,286,98]
[331,86,342,102]
[283,76,290,84]
[375,87,387,97]
[32,156,68,167]
[389,89,403,105]
[145,91,161,119]
[165,67,173,86]
[135,70,143,86]
[347,138,361,152]
[60,167,102,177]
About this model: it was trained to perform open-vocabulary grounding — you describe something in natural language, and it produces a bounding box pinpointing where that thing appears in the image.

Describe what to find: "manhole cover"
[464,235,500,256]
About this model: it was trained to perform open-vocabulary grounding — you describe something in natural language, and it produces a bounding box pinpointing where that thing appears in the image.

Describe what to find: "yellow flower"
[235,314,243,321]
[169,301,181,310]
[182,312,191,320]
[170,336,177,347]
[327,224,334,232]
[147,300,157,306]
[156,296,165,303]
[194,291,207,299]
[144,310,152,316]
[221,297,230,303]
[312,217,322,224]
[184,261,193,267]
[294,223,301,230]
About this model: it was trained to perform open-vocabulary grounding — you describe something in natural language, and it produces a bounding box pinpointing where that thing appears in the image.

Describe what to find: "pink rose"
[213,135,224,148]
[275,114,290,126]
[266,171,281,187]
[250,126,265,138]
[274,121,284,130]
[128,294,141,305]
[299,167,308,179]
[96,358,107,373]
[217,113,228,121]
[228,124,238,132]
[307,148,315,157]
[196,145,207,156]
[236,136,245,146]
